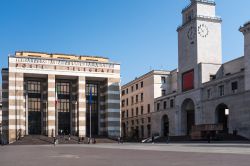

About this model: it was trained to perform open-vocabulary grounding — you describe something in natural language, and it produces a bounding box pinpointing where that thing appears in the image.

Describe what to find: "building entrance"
[216,103,229,133]
[28,112,41,135]
[162,115,169,137]
[27,80,42,135]
[56,82,71,135]
[181,99,195,136]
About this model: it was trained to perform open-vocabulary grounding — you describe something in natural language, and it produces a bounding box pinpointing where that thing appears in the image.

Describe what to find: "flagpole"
[90,100,92,140]
[89,85,92,141]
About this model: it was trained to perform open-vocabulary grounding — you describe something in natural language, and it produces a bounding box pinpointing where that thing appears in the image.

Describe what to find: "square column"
[78,76,86,137]
[47,75,56,137]
[6,72,25,143]
[105,78,121,137]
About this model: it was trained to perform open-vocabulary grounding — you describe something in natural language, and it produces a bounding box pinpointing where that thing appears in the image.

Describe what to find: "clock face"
[198,24,209,38]
[187,26,196,41]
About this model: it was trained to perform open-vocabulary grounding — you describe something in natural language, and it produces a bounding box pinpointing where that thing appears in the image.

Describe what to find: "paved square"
[1,143,250,166]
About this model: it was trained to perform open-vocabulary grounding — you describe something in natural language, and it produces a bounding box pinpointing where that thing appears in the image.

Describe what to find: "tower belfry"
[177,0,222,91]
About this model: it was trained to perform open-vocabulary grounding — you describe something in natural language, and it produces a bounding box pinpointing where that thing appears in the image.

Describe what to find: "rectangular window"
[170,99,174,108]
[157,103,160,111]
[141,106,144,115]
[232,81,238,93]
[148,117,151,123]
[161,77,166,84]
[141,93,144,101]
[132,120,134,125]
[136,84,138,90]
[122,90,125,96]
[210,75,216,80]
[163,101,167,109]
[147,104,150,113]
[122,111,125,118]
[136,107,139,116]
[126,110,128,118]
[219,85,224,96]
[126,98,129,106]
[182,69,194,92]
[132,109,134,117]
[131,86,134,92]
[122,100,125,107]
[57,82,71,113]
[141,81,143,88]
[131,97,134,105]
[162,90,166,96]
[207,89,211,99]
[141,118,144,124]
[136,95,138,103]
[126,89,128,94]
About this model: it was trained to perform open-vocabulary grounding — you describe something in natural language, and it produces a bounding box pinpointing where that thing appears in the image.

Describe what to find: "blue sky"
[0,0,249,84]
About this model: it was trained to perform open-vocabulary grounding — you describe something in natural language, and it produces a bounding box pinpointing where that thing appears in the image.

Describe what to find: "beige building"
[1,51,121,144]
[121,70,170,140]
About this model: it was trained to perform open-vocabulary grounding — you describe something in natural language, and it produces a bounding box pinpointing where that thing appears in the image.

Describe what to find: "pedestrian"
[166,133,170,144]
[88,137,90,144]
[117,136,121,144]
[207,132,211,143]
[68,134,71,141]
[152,135,155,144]
[54,137,57,146]
[120,137,123,144]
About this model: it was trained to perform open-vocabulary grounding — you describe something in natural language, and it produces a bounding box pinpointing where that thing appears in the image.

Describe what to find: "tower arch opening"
[181,99,195,136]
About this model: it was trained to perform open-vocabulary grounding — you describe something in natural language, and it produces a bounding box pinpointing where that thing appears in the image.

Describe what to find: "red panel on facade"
[182,70,194,91]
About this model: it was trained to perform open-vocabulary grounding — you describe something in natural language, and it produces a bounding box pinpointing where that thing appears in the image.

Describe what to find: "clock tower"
[177,0,222,91]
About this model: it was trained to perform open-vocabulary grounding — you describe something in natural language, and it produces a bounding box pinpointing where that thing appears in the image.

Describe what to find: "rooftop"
[182,0,216,13]
[14,51,110,63]
[122,70,170,88]
[244,21,250,27]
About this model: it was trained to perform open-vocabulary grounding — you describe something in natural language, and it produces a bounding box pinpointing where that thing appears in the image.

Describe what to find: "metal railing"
[177,15,222,31]
[182,0,215,13]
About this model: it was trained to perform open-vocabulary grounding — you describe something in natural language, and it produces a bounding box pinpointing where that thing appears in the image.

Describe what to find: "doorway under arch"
[161,115,169,137]
[215,103,229,133]
[181,99,195,135]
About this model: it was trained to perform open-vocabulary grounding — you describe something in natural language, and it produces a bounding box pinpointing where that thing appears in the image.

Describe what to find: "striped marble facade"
[105,78,121,136]
[1,69,9,142]
[1,52,121,144]
[78,76,86,137]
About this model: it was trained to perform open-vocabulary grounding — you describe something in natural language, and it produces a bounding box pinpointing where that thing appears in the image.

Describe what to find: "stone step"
[10,135,117,145]
[11,135,54,145]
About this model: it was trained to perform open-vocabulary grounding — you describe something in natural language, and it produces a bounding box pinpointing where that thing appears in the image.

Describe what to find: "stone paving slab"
[1,143,250,166]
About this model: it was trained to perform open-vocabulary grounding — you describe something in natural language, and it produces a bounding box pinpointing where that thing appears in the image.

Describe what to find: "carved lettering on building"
[15,63,115,73]
[14,57,115,68]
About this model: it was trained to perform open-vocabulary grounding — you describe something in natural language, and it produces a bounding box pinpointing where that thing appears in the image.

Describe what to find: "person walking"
[117,136,121,144]
[166,133,170,144]
[207,132,211,143]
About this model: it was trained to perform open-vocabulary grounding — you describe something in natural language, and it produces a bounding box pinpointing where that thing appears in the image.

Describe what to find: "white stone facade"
[151,0,250,140]
[122,0,250,140]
